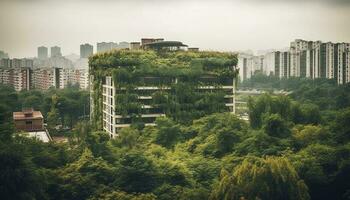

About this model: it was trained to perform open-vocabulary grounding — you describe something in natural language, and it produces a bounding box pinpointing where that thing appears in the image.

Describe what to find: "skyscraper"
[264,51,280,77]
[280,51,290,78]
[97,42,118,53]
[0,58,11,68]
[51,46,62,58]
[89,49,237,137]
[80,43,93,58]
[337,43,350,84]
[289,39,309,77]
[0,50,9,59]
[118,41,130,49]
[37,46,48,60]
[0,67,32,91]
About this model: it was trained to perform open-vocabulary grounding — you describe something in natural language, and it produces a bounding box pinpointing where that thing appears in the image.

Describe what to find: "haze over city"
[2,0,350,199]
[1,0,350,58]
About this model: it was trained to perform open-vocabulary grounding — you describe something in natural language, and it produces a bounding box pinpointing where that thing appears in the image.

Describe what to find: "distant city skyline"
[1,0,350,58]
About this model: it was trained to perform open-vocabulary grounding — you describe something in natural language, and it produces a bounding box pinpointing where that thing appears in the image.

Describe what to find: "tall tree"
[210,156,310,200]
[0,146,45,200]
[0,104,14,141]
[155,117,182,148]
[47,94,60,134]
[263,114,291,138]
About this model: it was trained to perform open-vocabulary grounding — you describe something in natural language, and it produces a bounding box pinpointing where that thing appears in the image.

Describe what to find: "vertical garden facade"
[89,50,238,137]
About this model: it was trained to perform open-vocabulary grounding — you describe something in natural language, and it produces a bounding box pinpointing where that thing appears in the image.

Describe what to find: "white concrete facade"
[100,75,236,138]
[239,39,350,85]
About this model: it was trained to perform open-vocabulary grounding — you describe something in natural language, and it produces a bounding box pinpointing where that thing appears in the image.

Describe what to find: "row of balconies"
[100,79,235,135]
[101,86,234,98]
[102,94,234,105]
[112,85,234,90]
[101,76,234,86]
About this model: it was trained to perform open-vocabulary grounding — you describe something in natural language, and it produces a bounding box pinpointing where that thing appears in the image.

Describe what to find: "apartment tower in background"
[51,46,62,58]
[80,43,94,58]
[38,46,48,60]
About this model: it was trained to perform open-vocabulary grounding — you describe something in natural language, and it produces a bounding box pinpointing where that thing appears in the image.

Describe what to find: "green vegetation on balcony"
[89,50,238,128]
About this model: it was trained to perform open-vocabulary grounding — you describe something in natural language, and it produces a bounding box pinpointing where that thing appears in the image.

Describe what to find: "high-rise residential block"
[0,58,33,68]
[264,51,280,77]
[31,67,89,90]
[238,54,265,81]
[261,51,291,79]
[0,67,32,91]
[238,55,251,81]
[11,58,22,68]
[279,51,290,78]
[337,43,350,84]
[118,42,130,49]
[255,56,265,74]
[0,50,9,59]
[78,69,89,90]
[56,68,89,89]
[289,39,311,77]
[305,48,313,78]
[236,39,350,85]
[311,41,321,79]
[31,68,57,90]
[1,59,89,91]
[97,42,118,53]
[20,59,34,68]
[51,46,62,58]
[90,49,237,137]
[346,51,350,84]
[325,42,335,79]
[0,58,11,68]
[38,46,48,60]
[80,43,93,58]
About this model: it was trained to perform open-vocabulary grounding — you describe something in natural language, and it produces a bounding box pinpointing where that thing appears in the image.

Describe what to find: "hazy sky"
[1,0,350,58]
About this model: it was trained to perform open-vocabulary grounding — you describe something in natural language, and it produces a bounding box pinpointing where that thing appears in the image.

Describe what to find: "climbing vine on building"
[89,49,238,129]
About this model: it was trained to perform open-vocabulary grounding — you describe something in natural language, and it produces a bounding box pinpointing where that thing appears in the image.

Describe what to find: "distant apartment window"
[25,121,32,125]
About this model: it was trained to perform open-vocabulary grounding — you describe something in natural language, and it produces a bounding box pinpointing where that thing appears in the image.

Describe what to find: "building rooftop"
[26,131,51,143]
[143,41,188,49]
[13,108,43,120]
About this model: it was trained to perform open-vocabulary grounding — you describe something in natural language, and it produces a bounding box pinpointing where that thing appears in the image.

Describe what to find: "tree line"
[0,84,89,136]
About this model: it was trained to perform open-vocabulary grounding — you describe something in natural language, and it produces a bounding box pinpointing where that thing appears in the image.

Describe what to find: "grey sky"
[0,0,349,58]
